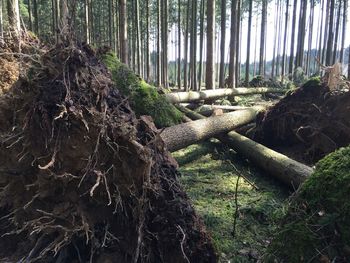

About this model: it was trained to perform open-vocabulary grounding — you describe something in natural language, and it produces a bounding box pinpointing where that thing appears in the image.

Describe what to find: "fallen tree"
[161,108,262,152]
[196,105,266,117]
[165,88,285,104]
[0,43,216,262]
[176,105,314,188]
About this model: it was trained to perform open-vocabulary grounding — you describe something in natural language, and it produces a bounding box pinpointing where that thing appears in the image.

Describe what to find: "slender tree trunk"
[332,1,342,64]
[306,2,314,76]
[219,0,226,88]
[0,0,3,43]
[198,0,205,91]
[245,0,253,84]
[271,0,279,78]
[235,0,241,84]
[119,0,128,65]
[135,0,141,74]
[206,0,215,90]
[281,0,289,80]
[348,44,350,79]
[27,0,33,31]
[190,0,197,90]
[326,0,335,65]
[108,0,113,47]
[288,0,298,74]
[7,0,21,36]
[85,0,90,43]
[340,0,347,63]
[295,0,307,69]
[228,0,237,88]
[157,0,161,86]
[162,0,168,88]
[258,0,267,76]
[177,0,181,89]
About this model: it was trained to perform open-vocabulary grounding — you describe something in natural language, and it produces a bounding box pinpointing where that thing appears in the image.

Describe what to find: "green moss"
[302,76,321,89]
[101,52,183,127]
[266,146,350,262]
[173,142,288,261]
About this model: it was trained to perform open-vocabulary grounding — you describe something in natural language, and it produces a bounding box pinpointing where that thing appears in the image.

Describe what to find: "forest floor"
[173,141,290,262]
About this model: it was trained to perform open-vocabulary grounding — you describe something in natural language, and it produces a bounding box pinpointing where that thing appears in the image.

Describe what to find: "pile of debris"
[254,78,350,164]
[0,41,216,262]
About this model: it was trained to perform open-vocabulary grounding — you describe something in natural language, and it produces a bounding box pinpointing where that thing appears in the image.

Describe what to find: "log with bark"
[161,107,263,152]
[196,105,266,117]
[176,105,314,189]
[165,87,285,103]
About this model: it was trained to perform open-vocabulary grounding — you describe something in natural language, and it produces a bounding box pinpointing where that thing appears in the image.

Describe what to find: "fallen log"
[161,107,262,152]
[176,105,314,189]
[197,105,266,117]
[165,88,285,103]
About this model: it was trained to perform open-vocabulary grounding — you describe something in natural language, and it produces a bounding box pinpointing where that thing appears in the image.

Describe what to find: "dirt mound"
[0,42,216,262]
[254,78,350,164]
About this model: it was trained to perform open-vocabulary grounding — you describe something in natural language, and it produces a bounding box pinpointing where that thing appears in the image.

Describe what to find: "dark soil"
[254,80,350,164]
[0,41,216,262]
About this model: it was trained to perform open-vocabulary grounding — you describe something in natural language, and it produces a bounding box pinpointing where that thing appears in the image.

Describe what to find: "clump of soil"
[0,42,216,262]
[265,146,350,262]
[0,56,19,94]
[254,78,350,164]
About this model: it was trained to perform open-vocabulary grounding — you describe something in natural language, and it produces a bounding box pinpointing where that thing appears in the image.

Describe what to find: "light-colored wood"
[161,108,261,152]
[165,88,285,103]
[176,105,313,189]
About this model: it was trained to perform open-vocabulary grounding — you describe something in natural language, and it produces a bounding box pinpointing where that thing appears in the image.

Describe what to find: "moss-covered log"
[101,51,183,127]
[162,108,261,152]
[165,88,285,104]
[177,105,314,188]
[265,146,350,262]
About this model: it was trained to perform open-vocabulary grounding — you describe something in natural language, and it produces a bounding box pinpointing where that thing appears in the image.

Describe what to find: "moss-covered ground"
[173,141,289,262]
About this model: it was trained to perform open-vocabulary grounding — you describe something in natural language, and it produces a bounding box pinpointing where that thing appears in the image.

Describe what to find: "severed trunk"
[165,87,285,103]
[162,108,260,152]
[178,106,314,189]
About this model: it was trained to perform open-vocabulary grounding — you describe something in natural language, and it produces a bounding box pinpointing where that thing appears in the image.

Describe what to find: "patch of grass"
[101,52,183,127]
[173,142,289,262]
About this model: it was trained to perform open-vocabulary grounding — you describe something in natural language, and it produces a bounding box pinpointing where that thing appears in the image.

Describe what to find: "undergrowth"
[101,52,183,127]
[173,141,289,262]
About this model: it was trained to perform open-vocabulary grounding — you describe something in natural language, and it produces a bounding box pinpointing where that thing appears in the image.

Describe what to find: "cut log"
[161,108,262,152]
[197,105,266,117]
[176,105,314,189]
[165,88,285,103]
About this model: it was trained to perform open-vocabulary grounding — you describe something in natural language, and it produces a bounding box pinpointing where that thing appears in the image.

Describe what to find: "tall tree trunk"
[33,0,39,34]
[162,0,168,88]
[245,0,253,85]
[228,0,237,88]
[7,0,20,36]
[339,0,347,63]
[198,0,205,91]
[326,0,335,65]
[281,0,290,79]
[108,0,113,47]
[85,0,90,43]
[306,2,315,76]
[258,0,267,76]
[59,0,69,37]
[135,0,141,74]
[219,0,226,88]
[235,0,241,84]
[271,0,280,78]
[177,0,181,89]
[288,0,298,74]
[28,0,33,31]
[157,0,161,86]
[332,1,342,64]
[295,0,307,69]
[190,0,197,90]
[0,0,3,43]
[183,0,190,91]
[119,0,128,65]
[206,0,215,90]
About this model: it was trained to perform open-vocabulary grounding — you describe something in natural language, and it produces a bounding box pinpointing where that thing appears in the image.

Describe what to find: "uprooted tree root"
[254,78,350,164]
[0,42,216,262]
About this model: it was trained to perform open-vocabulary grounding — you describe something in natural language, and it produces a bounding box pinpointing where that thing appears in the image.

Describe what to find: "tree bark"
[177,0,181,89]
[219,0,226,89]
[119,0,128,65]
[190,0,197,90]
[288,0,298,74]
[228,0,237,88]
[165,87,285,104]
[162,108,260,152]
[326,0,335,65]
[206,0,215,90]
[258,0,267,76]
[198,0,205,91]
[0,0,3,43]
[245,0,253,84]
[7,0,20,36]
[281,0,289,80]
[177,106,314,189]
[339,0,347,63]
